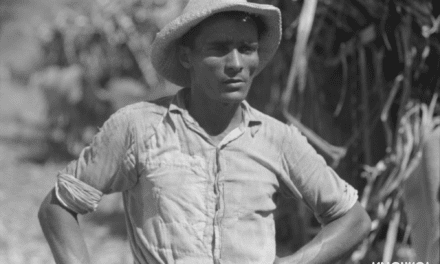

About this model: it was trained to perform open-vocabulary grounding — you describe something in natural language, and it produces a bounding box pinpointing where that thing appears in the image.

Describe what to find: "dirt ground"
[0,1,133,263]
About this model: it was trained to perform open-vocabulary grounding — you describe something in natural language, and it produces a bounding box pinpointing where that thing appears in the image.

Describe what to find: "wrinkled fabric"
[56,173,102,214]
[55,88,358,264]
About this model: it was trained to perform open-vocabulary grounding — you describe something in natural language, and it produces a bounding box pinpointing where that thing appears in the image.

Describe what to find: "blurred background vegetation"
[0,0,438,263]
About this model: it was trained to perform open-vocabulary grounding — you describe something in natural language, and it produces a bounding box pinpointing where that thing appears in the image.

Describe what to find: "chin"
[218,92,247,103]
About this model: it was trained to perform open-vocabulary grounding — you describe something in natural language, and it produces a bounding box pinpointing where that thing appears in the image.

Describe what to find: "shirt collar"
[169,88,262,136]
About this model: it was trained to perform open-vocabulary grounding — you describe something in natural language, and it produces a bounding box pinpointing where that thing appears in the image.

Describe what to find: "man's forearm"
[38,188,91,264]
[276,202,371,264]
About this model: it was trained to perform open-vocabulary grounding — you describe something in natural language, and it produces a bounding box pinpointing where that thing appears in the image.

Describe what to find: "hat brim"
[151,1,281,88]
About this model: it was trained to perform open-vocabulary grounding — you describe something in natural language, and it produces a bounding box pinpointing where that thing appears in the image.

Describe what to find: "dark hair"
[179,11,265,48]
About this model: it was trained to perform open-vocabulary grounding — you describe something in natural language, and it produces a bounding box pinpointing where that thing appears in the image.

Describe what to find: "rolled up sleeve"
[55,107,138,214]
[279,125,358,224]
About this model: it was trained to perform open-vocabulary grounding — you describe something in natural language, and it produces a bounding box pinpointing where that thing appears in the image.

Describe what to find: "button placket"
[212,146,223,262]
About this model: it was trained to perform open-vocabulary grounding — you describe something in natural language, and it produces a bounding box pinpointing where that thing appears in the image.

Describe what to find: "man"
[38,0,371,263]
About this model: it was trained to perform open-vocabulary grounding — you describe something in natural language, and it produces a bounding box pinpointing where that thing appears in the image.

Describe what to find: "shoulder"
[248,106,294,135]
[115,95,173,117]
[103,95,173,134]
[110,95,173,125]
[247,105,306,148]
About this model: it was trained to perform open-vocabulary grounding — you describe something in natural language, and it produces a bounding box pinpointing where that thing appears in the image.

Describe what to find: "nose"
[225,49,243,75]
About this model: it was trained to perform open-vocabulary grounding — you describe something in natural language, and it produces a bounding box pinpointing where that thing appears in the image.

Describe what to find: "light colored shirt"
[55,88,358,264]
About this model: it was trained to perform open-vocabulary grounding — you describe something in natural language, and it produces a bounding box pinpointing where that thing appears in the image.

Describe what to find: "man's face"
[180,14,260,104]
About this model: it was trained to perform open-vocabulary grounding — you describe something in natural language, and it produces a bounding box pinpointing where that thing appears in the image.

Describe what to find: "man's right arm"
[38,188,91,264]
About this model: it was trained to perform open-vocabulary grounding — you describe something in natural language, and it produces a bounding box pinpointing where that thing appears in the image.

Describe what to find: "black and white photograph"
[0,0,438,263]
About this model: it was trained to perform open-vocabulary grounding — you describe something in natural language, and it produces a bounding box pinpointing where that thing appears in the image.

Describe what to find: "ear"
[178,45,192,69]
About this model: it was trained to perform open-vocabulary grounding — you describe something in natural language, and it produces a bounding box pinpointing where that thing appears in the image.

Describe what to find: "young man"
[38,0,371,263]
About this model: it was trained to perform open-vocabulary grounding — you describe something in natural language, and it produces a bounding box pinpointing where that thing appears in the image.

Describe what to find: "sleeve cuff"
[316,182,359,225]
[55,173,103,214]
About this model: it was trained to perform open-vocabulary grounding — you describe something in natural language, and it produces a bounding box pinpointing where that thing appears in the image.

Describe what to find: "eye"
[239,43,259,55]
[209,44,229,55]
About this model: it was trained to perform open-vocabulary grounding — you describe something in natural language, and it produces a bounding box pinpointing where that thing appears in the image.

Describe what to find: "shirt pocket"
[144,152,209,224]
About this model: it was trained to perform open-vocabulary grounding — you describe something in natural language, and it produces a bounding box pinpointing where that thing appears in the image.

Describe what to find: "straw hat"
[151,0,282,88]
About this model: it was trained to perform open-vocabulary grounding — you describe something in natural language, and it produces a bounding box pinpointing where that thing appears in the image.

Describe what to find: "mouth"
[224,79,244,84]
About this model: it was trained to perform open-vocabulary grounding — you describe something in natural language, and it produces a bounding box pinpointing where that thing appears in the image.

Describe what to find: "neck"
[188,90,243,136]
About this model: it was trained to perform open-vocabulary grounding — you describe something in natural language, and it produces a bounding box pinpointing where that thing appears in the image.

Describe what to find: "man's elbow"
[38,190,54,229]
[38,188,75,229]
[355,203,372,240]
[359,213,371,239]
